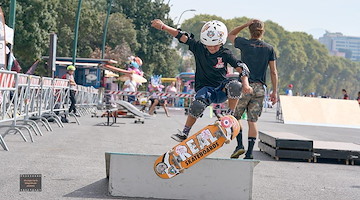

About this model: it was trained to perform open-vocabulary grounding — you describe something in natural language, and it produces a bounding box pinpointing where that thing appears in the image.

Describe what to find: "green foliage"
[2,0,59,69]
[106,12,138,51]
[111,0,180,77]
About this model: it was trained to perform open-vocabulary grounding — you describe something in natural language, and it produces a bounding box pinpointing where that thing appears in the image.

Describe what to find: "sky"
[168,0,360,39]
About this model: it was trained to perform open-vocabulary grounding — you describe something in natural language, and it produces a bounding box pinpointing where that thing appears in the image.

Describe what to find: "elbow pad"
[237,62,250,77]
[175,29,194,44]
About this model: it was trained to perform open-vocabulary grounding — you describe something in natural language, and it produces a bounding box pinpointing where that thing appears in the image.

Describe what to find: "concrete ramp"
[116,100,151,118]
[279,96,360,128]
[106,152,259,200]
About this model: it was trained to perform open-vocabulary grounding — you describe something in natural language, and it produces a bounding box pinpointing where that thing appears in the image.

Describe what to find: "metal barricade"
[0,70,29,150]
[89,86,99,114]
[84,86,98,115]
[15,74,43,136]
[40,77,64,128]
[75,85,99,116]
[0,70,102,151]
[54,78,80,125]
[75,85,85,116]
[27,75,53,132]
[79,86,90,115]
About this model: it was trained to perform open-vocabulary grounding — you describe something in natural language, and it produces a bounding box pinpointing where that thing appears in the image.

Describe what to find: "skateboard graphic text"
[154,115,240,179]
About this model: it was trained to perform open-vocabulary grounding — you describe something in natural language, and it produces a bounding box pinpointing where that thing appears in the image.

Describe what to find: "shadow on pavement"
[63,178,165,199]
[64,178,114,199]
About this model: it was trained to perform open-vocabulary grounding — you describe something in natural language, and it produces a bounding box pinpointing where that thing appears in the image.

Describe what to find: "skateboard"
[154,115,240,179]
[134,117,144,124]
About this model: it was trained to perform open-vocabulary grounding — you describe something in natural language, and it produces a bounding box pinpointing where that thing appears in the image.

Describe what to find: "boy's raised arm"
[151,19,188,43]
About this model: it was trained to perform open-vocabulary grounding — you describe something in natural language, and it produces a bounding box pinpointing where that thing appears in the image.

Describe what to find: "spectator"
[148,77,169,117]
[356,91,360,105]
[64,65,79,116]
[123,74,137,104]
[286,84,293,96]
[342,89,349,100]
[165,81,177,106]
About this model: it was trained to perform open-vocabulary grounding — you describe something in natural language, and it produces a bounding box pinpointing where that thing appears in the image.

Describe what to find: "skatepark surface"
[1,106,359,200]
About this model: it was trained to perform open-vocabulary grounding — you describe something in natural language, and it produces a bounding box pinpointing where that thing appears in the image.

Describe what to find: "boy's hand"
[151,19,165,30]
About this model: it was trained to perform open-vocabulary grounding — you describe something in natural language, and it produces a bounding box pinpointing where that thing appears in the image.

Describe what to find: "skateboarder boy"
[151,19,253,142]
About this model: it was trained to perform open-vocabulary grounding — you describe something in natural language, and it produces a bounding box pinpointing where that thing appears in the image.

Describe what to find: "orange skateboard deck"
[154,115,240,179]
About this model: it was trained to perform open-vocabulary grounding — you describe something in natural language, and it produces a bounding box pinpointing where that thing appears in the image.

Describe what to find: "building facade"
[319,32,360,62]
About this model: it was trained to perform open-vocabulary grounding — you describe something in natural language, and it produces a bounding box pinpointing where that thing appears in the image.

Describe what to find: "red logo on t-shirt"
[214,57,225,68]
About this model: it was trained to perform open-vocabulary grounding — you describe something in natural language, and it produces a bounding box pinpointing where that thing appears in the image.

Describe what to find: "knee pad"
[189,100,208,118]
[225,80,242,99]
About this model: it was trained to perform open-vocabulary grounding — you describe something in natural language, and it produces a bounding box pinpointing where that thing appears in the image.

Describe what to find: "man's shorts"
[234,82,265,122]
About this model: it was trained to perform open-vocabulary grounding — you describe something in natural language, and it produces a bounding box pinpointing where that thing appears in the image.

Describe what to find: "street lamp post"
[72,0,83,66]
[176,9,196,28]
[101,0,113,59]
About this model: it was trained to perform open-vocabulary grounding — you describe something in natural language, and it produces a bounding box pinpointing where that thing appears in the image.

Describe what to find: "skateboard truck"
[214,121,230,144]
[213,110,231,143]
[213,109,223,120]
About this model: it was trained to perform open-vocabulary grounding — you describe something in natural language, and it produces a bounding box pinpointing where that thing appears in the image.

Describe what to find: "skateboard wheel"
[179,168,185,173]
[225,139,230,144]
[141,121,144,124]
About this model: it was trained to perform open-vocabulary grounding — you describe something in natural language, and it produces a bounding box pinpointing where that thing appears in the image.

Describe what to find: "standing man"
[228,19,278,159]
[65,65,79,116]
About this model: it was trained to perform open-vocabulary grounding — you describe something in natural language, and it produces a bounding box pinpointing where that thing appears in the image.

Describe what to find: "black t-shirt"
[234,37,276,85]
[185,38,244,92]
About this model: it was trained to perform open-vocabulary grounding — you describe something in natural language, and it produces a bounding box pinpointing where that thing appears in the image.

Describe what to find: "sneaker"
[230,146,245,159]
[244,154,253,159]
[171,130,187,142]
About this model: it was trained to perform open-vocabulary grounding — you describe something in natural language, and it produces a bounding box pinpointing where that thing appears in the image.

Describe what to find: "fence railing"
[0,69,99,151]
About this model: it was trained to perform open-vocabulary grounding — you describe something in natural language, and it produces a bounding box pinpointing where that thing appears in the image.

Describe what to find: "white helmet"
[200,20,228,46]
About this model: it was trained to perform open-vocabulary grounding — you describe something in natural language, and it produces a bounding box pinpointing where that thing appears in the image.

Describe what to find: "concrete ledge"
[106,152,259,200]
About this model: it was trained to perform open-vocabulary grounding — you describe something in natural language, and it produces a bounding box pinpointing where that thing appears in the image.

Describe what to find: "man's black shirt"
[234,37,276,85]
[185,38,244,92]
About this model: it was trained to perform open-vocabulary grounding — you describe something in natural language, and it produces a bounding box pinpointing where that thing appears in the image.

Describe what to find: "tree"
[180,15,360,97]
[2,0,59,69]
[105,12,138,52]
[112,0,181,77]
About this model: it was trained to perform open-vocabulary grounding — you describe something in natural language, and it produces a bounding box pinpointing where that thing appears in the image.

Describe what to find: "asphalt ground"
[0,106,359,200]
